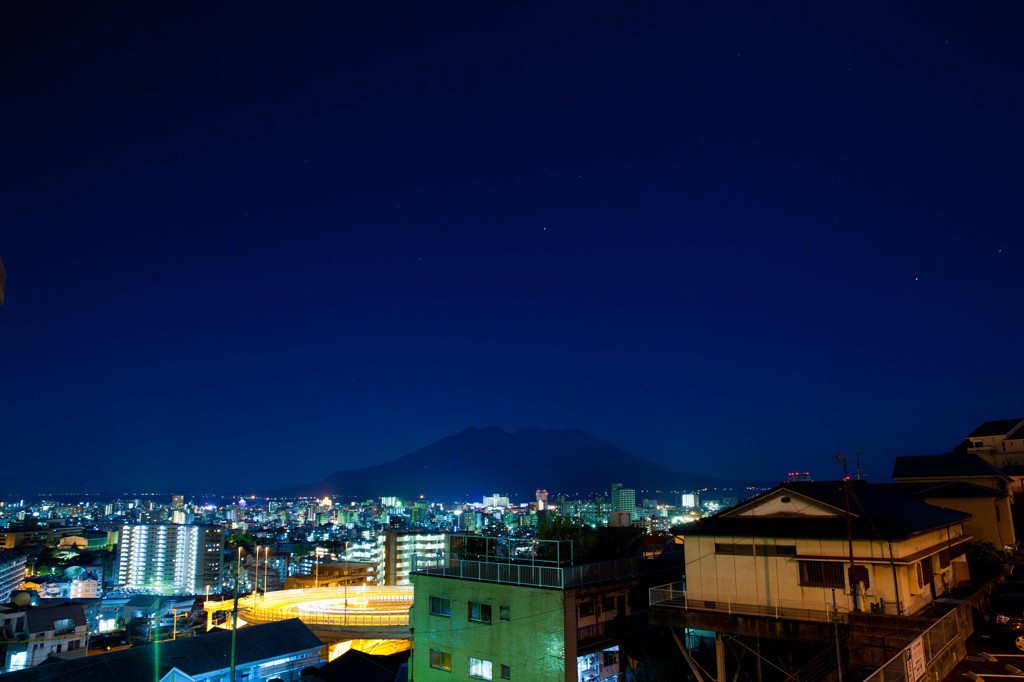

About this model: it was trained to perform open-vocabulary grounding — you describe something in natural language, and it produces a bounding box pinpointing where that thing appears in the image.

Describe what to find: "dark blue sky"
[1,1,1022,494]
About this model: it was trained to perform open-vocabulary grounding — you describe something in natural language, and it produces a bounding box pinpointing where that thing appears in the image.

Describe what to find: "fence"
[649,582,850,623]
[858,607,967,682]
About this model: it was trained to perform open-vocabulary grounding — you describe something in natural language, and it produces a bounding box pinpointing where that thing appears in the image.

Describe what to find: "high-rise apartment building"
[346,531,449,586]
[385,531,447,586]
[116,524,224,594]
[610,483,636,522]
[0,552,26,603]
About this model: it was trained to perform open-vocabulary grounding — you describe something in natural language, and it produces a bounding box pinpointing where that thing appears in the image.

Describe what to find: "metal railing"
[412,556,652,590]
[859,607,966,682]
[217,585,414,628]
[649,582,850,623]
[246,605,409,627]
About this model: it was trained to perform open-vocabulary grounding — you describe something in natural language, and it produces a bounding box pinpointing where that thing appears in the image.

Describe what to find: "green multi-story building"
[409,535,681,682]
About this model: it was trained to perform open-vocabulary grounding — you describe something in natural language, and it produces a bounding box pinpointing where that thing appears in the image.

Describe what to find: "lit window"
[469,657,493,680]
[430,596,451,617]
[430,649,452,671]
[468,601,492,624]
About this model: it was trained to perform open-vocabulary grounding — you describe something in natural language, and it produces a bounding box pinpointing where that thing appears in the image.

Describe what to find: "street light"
[254,546,261,596]
[263,549,271,601]
[230,546,241,682]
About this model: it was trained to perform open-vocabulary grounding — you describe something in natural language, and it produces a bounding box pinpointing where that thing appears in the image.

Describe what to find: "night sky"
[2,1,1022,495]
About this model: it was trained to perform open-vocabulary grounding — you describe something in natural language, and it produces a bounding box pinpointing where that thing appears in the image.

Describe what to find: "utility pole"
[836,452,862,613]
[230,546,241,681]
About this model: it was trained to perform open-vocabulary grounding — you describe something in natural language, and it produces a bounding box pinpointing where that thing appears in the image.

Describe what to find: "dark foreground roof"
[892,481,1007,500]
[24,604,87,633]
[682,481,969,540]
[308,649,409,682]
[5,618,323,681]
[968,419,1024,438]
[892,454,1010,481]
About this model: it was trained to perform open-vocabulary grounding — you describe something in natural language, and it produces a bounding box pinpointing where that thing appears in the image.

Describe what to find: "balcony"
[413,556,652,590]
[649,582,850,624]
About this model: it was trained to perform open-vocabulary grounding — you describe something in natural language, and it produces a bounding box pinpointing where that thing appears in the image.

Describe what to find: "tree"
[964,539,1012,586]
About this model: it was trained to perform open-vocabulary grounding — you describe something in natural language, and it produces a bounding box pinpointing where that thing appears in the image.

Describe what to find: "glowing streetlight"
[263,549,271,601]
[254,546,261,595]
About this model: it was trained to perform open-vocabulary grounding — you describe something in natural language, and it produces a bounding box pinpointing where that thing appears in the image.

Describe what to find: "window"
[468,601,492,624]
[429,649,452,672]
[715,543,754,556]
[601,596,616,612]
[499,604,510,621]
[501,663,511,679]
[763,545,796,557]
[469,657,493,680]
[430,596,451,617]
[578,600,595,617]
[798,561,845,588]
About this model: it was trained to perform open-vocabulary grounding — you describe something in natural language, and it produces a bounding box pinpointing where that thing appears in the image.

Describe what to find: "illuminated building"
[410,534,683,682]
[384,531,447,586]
[0,618,325,679]
[649,481,974,677]
[0,603,88,673]
[482,493,509,508]
[344,532,448,586]
[115,524,224,594]
[0,552,27,603]
[536,489,549,510]
[610,483,636,522]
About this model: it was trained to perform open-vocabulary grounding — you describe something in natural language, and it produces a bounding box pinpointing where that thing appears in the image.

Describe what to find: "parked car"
[989,593,1024,651]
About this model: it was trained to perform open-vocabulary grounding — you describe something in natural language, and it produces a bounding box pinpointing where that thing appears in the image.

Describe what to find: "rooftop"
[3,618,323,681]
[968,418,1024,438]
[679,481,970,540]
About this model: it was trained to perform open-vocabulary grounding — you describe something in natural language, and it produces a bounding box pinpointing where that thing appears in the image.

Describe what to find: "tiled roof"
[968,418,1024,438]
[682,481,969,540]
[4,618,323,681]
[890,481,1006,499]
[24,604,87,633]
[892,454,1010,480]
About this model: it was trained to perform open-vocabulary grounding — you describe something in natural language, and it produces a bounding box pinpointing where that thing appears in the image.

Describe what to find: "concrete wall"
[410,574,569,682]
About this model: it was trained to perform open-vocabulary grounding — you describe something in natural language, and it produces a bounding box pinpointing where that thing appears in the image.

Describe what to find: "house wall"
[410,574,569,682]
[921,495,1014,548]
[685,525,968,618]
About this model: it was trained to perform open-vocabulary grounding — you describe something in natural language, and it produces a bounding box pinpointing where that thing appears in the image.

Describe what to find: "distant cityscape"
[1,417,1022,680]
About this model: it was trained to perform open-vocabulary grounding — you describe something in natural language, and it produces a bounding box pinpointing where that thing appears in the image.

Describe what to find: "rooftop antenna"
[835,451,863,613]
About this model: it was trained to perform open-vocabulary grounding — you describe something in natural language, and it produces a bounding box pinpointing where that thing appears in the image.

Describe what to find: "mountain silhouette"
[282,426,731,501]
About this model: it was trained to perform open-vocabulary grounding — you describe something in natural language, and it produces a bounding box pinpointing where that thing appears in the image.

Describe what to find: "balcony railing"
[650,582,849,623]
[412,556,654,590]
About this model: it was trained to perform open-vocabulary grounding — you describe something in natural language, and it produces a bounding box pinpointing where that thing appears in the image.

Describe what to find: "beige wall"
[685,525,969,617]
[922,496,1014,547]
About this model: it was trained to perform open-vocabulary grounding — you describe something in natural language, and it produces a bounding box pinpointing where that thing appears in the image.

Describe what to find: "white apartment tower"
[116,524,224,594]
